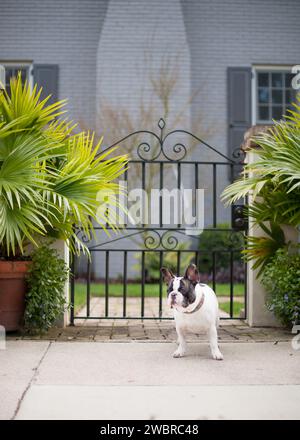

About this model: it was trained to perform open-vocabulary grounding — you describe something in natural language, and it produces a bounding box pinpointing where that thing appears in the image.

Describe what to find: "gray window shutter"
[227,67,252,171]
[33,64,59,105]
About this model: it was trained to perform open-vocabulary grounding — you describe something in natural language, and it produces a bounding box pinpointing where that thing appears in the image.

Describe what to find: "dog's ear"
[184,263,200,284]
[160,267,175,284]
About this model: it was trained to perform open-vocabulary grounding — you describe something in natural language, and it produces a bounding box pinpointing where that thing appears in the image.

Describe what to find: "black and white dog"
[161,264,223,360]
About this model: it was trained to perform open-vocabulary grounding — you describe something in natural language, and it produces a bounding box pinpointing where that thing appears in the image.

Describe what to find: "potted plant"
[0,73,127,331]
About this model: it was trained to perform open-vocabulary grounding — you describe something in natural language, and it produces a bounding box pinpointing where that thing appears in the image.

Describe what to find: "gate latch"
[232,205,248,231]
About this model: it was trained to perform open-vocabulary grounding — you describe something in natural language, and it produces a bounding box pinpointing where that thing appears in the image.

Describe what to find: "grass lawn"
[74,282,245,314]
[219,301,244,317]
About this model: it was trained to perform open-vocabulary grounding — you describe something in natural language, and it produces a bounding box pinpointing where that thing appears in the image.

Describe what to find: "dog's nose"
[171,292,176,298]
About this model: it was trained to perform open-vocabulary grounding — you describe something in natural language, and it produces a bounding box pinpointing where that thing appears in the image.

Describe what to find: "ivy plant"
[261,247,300,327]
[24,244,69,334]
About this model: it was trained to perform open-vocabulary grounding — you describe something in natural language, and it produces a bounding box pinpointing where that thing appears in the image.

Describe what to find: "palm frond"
[38,133,127,254]
[221,97,300,275]
[243,223,286,277]
[0,73,67,132]
[0,72,128,257]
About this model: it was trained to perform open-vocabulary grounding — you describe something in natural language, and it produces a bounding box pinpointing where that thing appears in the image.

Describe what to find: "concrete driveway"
[1,339,300,420]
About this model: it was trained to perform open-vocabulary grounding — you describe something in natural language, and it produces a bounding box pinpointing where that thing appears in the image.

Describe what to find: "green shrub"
[146,246,192,281]
[24,244,69,334]
[198,224,244,273]
[261,247,300,327]
[134,243,192,282]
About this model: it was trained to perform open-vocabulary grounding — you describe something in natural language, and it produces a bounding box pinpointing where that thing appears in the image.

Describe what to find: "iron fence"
[70,119,247,323]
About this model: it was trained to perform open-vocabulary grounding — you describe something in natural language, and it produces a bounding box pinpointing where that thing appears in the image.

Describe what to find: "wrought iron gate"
[70,119,247,324]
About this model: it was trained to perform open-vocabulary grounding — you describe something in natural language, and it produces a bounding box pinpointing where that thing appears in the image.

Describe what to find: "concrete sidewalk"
[1,339,300,420]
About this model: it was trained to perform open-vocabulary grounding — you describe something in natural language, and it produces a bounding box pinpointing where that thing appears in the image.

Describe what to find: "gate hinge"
[232,205,248,231]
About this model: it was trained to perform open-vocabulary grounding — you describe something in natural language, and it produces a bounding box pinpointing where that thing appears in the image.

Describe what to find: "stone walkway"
[8,319,291,344]
[6,297,291,343]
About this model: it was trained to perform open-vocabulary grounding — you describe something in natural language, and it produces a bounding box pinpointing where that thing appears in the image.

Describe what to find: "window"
[2,64,32,95]
[254,68,296,124]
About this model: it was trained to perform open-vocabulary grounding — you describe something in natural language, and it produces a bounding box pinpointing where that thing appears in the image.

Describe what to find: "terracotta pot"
[0,261,30,331]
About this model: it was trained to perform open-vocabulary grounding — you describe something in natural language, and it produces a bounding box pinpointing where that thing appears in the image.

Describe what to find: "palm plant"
[221,98,300,273]
[243,222,286,277]
[0,73,128,257]
[222,99,300,223]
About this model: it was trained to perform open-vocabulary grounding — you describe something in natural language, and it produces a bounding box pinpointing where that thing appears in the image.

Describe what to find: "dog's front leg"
[208,325,223,360]
[173,326,187,358]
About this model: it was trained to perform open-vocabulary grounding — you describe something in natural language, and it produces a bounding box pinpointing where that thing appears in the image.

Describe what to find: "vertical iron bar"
[244,250,247,320]
[230,163,234,184]
[124,168,128,227]
[213,163,217,228]
[243,196,248,321]
[123,251,127,317]
[177,250,181,276]
[212,251,216,293]
[244,194,248,321]
[142,162,146,227]
[159,163,163,227]
[230,251,234,318]
[159,251,163,317]
[86,258,91,317]
[177,162,181,228]
[195,163,199,223]
[70,255,75,325]
[141,251,145,318]
[105,251,109,317]
[195,251,198,268]
[195,163,199,189]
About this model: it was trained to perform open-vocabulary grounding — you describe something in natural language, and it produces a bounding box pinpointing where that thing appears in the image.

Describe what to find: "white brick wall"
[1,0,298,152]
[1,0,299,279]
[0,0,107,126]
[96,0,191,128]
[182,0,300,149]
